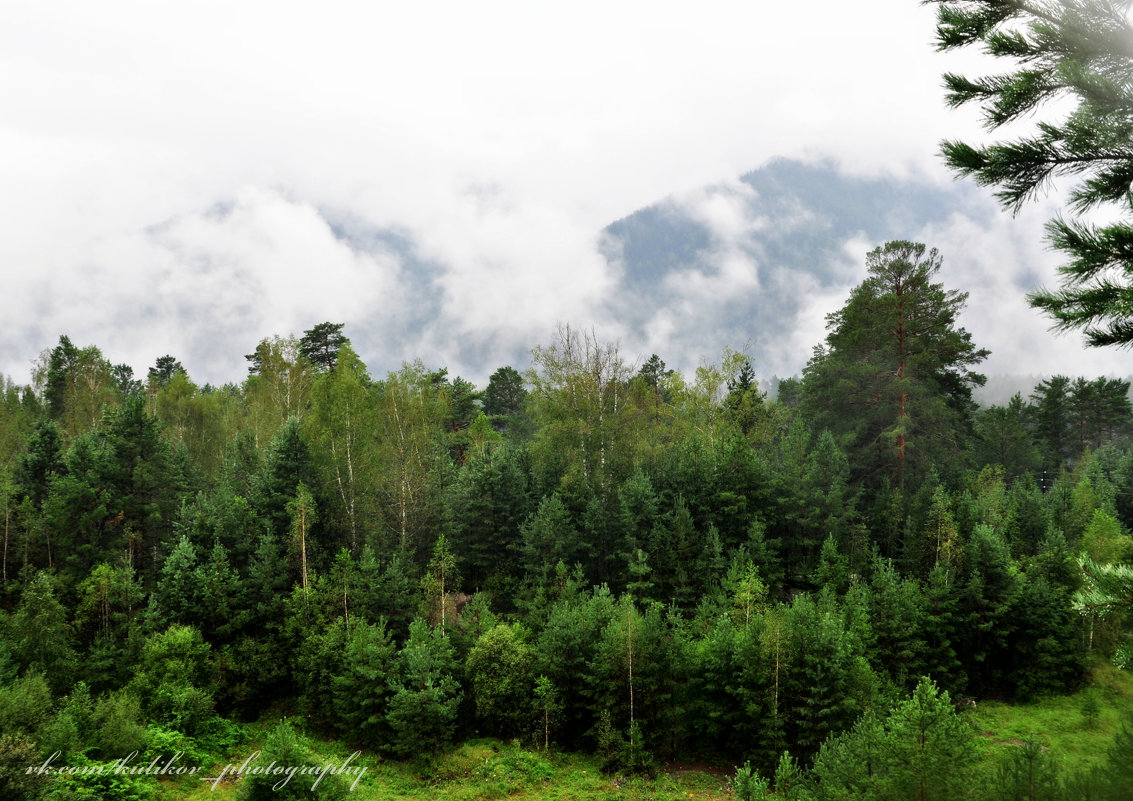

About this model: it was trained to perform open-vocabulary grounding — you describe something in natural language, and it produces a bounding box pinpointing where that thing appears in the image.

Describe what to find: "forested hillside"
[0,241,1131,800]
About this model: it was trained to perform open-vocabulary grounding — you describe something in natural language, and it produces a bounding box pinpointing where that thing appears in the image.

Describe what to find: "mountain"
[596,158,986,381]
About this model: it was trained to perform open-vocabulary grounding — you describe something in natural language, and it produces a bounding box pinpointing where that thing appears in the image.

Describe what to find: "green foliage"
[298,322,348,372]
[809,677,975,801]
[446,442,530,591]
[128,625,214,735]
[532,675,563,751]
[1008,574,1086,700]
[10,322,1133,795]
[884,677,977,799]
[146,535,197,630]
[291,614,349,730]
[36,335,118,437]
[535,586,615,748]
[593,708,625,774]
[733,760,771,801]
[91,690,146,759]
[929,0,1133,347]
[0,670,52,738]
[238,719,347,801]
[147,355,185,388]
[386,619,462,758]
[0,733,49,801]
[518,492,577,583]
[1080,509,1133,565]
[773,750,804,800]
[784,595,872,757]
[331,618,397,748]
[466,623,534,738]
[419,533,459,628]
[976,394,1040,481]
[10,572,76,693]
[40,755,157,801]
[802,241,987,495]
[990,739,1061,801]
[304,344,376,551]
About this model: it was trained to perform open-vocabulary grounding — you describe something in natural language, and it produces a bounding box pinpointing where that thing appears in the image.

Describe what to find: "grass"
[968,660,1133,773]
[151,664,1133,800]
[154,734,734,801]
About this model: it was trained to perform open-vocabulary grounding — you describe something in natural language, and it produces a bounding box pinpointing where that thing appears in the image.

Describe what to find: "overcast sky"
[3,0,1130,390]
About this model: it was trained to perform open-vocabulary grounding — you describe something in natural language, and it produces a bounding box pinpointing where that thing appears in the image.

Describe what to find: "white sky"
[2,0,1130,389]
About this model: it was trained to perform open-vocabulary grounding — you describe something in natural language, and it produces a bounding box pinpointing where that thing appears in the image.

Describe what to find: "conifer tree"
[386,618,462,758]
[298,322,348,372]
[1030,375,1073,470]
[332,618,397,748]
[535,586,616,747]
[975,393,1040,479]
[882,676,977,801]
[447,443,530,590]
[801,241,987,494]
[928,0,1133,346]
[256,416,313,539]
[10,572,75,694]
[518,492,577,582]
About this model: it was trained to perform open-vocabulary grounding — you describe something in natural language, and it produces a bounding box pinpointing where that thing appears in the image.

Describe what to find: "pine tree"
[928,0,1133,346]
[1008,573,1085,700]
[256,416,313,539]
[783,595,868,758]
[1030,375,1073,470]
[801,241,988,493]
[10,571,76,694]
[147,354,185,387]
[332,618,397,748]
[921,565,966,693]
[518,492,577,582]
[535,586,616,748]
[975,393,1040,480]
[386,618,462,758]
[685,613,738,752]
[298,322,348,372]
[194,540,242,642]
[1074,555,1133,668]
[883,676,977,801]
[960,525,1020,694]
[447,443,530,590]
[482,365,528,435]
[867,556,927,690]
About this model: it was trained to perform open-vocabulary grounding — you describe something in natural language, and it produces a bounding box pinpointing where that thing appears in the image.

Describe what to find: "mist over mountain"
[595,158,979,383]
[6,158,1124,390]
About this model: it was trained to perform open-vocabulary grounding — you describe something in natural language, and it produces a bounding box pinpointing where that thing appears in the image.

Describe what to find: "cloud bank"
[2,1,1127,390]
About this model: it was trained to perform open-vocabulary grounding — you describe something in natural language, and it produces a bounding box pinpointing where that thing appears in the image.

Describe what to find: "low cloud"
[3,2,1129,392]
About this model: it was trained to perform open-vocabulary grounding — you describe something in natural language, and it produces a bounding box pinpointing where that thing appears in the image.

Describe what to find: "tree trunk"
[299,504,308,591]
[627,604,635,728]
[2,496,8,588]
[895,289,907,492]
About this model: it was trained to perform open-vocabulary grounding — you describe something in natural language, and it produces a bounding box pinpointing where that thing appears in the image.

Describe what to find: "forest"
[9,0,1133,798]
[0,239,1131,801]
